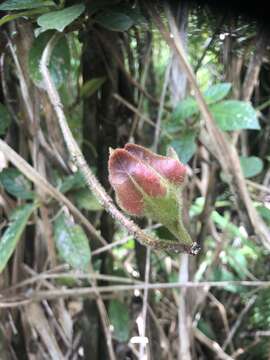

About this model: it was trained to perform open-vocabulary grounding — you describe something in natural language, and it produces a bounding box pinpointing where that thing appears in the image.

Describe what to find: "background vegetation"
[0,0,270,359]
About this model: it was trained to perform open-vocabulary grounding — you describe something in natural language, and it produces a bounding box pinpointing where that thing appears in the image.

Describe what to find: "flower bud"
[108,143,192,246]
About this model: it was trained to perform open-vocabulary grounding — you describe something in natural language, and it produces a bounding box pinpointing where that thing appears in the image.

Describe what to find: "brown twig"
[0,280,269,307]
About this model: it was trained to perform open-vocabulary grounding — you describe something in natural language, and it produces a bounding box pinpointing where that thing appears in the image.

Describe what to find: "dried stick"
[139,246,151,359]
[39,33,198,255]
[222,295,257,350]
[1,280,269,307]
[150,5,270,250]
[194,328,234,360]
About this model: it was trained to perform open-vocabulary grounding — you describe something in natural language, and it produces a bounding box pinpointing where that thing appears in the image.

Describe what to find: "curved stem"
[39,33,198,255]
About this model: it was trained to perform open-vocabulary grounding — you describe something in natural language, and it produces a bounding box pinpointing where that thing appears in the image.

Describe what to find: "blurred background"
[0,1,270,359]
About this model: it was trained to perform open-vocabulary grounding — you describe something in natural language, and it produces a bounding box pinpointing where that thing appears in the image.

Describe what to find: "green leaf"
[0,103,11,135]
[73,189,103,211]
[0,203,36,273]
[240,156,263,178]
[0,168,34,199]
[170,83,231,128]
[204,83,231,104]
[0,0,55,11]
[95,10,134,31]
[108,300,130,342]
[170,130,197,164]
[80,77,106,98]
[0,8,50,26]
[28,31,70,89]
[257,205,270,223]
[37,4,85,32]
[210,100,260,131]
[88,0,121,14]
[59,172,85,193]
[171,97,198,125]
[54,213,91,272]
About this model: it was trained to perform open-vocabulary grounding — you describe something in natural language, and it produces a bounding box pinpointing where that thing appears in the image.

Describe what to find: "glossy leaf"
[0,168,34,199]
[109,300,130,342]
[240,156,263,178]
[95,10,134,31]
[28,31,70,89]
[37,4,85,32]
[210,100,260,131]
[0,0,55,10]
[0,103,11,135]
[54,213,91,272]
[0,203,36,273]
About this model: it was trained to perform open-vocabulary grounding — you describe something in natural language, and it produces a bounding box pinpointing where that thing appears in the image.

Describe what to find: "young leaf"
[0,103,11,135]
[28,31,70,89]
[170,130,197,164]
[210,100,260,131]
[73,189,103,211]
[0,168,34,199]
[59,171,85,193]
[0,203,36,273]
[0,0,55,11]
[80,77,106,98]
[108,300,130,342]
[170,83,231,127]
[54,213,91,272]
[204,83,231,104]
[240,156,263,178]
[37,4,85,32]
[95,10,134,31]
[171,97,198,124]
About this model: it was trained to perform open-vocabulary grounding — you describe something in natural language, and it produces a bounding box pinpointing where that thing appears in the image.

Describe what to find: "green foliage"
[95,10,134,31]
[0,203,36,273]
[210,100,260,131]
[0,103,11,135]
[0,0,56,11]
[170,130,197,164]
[73,189,103,211]
[59,171,85,193]
[80,77,107,98]
[37,4,85,32]
[170,83,231,127]
[53,213,91,272]
[240,156,263,178]
[250,289,270,330]
[203,83,232,103]
[108,299,130,342]
[0,168,34,200]
[28,31,70,89]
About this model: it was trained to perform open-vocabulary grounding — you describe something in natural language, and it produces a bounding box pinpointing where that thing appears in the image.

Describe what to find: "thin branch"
[1,281,269,307]
[39,33,198,255]
[153,60,171,151]
[139,246,151,359]
[194,327,234,360]
[222,295,257,350]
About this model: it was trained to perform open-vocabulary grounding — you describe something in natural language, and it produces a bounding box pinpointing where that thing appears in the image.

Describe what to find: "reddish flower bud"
[108,144,192,246]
